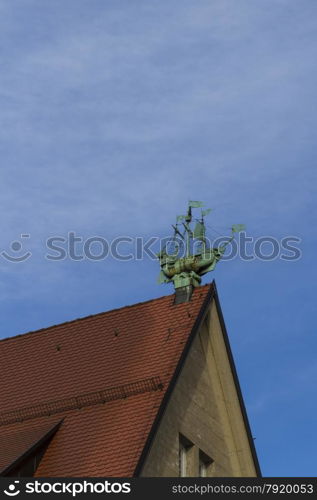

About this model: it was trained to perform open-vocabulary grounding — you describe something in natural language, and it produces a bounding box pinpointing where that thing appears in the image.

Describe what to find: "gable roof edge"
[134,280,261,477]
[134,282,214,476]
[0,420,63,477]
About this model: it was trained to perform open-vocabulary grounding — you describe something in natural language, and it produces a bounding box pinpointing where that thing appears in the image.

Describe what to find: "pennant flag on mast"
[232,224,246,233]
[176,215,186,222]
[189,200,204,208]
[202,208,212,217]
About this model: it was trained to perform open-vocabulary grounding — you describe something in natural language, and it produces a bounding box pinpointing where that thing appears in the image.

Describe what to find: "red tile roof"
[0,284,212,476]
[0,418,61,475]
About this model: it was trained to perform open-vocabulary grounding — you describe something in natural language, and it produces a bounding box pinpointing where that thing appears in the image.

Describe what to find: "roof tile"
[0,285,211,476]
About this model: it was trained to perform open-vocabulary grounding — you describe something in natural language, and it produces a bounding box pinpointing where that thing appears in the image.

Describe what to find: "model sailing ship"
[157,201,244,301]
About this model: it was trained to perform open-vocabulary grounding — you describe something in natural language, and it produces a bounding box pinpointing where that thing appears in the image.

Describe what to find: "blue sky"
[1,0,317,477]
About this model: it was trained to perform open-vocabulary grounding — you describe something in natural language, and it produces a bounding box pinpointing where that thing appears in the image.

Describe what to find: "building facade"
[0,282,260,477]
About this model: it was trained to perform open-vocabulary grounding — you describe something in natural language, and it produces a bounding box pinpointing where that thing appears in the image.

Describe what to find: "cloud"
[0,0,316,294]
[1,1,316,476]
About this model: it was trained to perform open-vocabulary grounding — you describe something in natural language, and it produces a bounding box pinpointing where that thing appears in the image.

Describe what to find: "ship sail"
[193,221,205,240]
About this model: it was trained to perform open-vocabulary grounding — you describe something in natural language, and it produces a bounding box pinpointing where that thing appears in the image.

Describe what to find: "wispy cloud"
[0,1,317,475]
[0,1,315,292]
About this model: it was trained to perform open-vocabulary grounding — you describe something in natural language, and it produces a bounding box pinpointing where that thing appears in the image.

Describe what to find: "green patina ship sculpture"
[157,201,244,302]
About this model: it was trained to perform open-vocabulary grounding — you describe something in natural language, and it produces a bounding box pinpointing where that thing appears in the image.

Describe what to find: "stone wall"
[141,300,257,477]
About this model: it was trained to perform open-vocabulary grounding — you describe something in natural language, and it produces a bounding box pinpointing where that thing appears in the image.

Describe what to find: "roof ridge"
[0,284,211,344]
